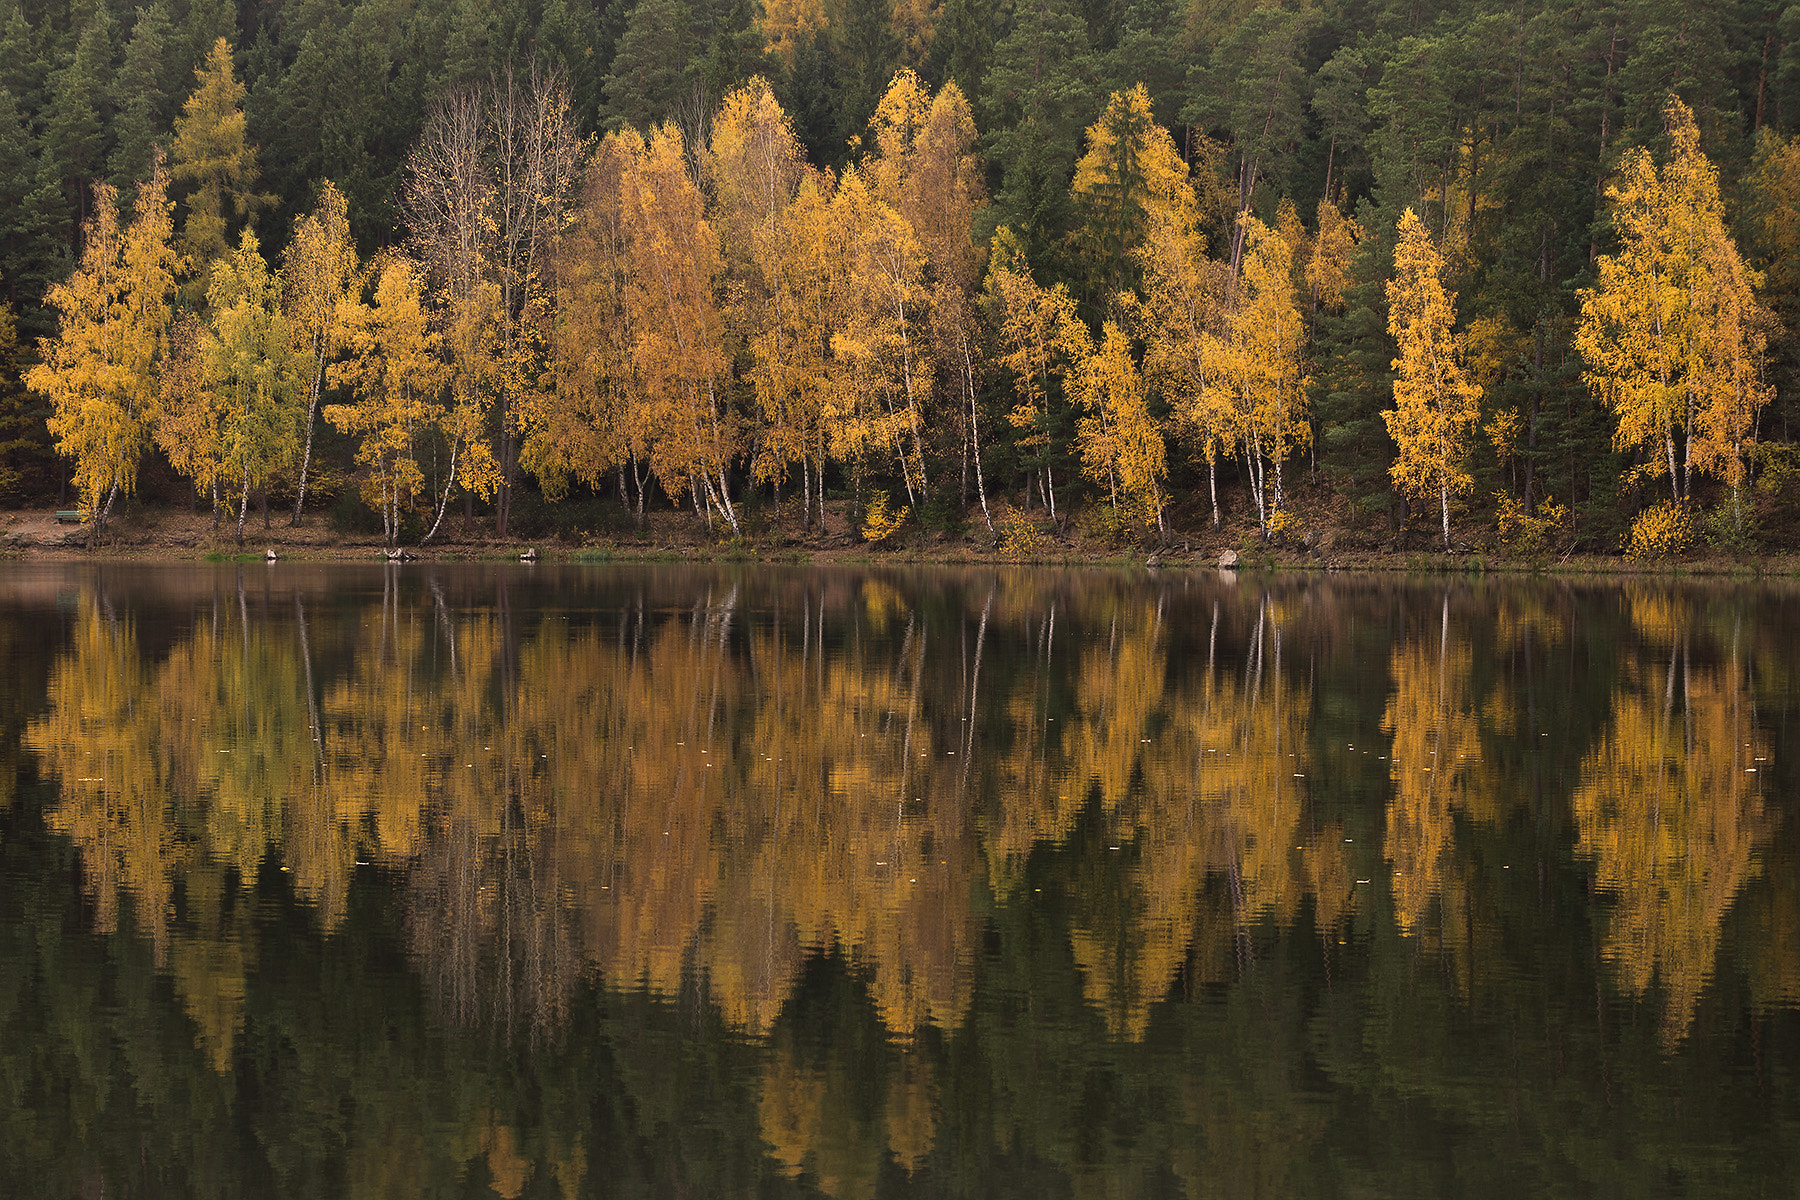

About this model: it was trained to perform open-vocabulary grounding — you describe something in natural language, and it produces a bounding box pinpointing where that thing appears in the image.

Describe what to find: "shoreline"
[2,506,1795,579]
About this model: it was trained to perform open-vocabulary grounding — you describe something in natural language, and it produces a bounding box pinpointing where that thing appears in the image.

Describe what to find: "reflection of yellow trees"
[1382,594,1485,940]
[25,573,1354,1069]
[23,593,289,1071]
[760,1035,937,1200]
[531,579,977,1040]
[976,590,1345,1040]
[1573,628,1773,1044]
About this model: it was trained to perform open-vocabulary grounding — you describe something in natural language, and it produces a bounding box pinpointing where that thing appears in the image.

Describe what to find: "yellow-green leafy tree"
[622,123,741,532]
[1136,202,1227,526]
[1070,84,1196,300]
[537,130,650,517]
[1383,207,1481,550]
[170,38,268,305]
[867,71,993,529]
[1206,213,1310,536]
[1070,320,1167,536]
[827,167,932,505]
[983,228,1081,521]
[201,230,305,544]
[283,179,360,524]
[28,162,183,538]
[326,255,447,548]
[1576,97,1772,518]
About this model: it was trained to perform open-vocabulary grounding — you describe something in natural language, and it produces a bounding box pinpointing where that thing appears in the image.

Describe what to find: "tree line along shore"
[4,0,1800,563]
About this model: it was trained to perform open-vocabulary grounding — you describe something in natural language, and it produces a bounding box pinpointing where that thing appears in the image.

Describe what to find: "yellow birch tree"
[751,176,837,529]
[624,123,741,532]
[1576,97,1772,517]
[1383,207,1481,550]
[1136,204,1227,526]
[1206,213,1309,536]
[283,179,360,524]
[536,130,650,516]
[867,73,992,529]
[1070,320,1167,536]
[29,162,183,537]
[200,230,305,545]
[827,167,931,505]
[983,228,1080,521]
[326,255,447,548]
[705,79,819,521]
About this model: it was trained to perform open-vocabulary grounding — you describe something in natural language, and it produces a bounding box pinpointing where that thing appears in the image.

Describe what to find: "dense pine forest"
[4,0,1800,555]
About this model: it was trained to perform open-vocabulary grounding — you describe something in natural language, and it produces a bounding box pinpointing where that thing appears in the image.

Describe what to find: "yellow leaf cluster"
[1383,207,1482,548]
[1577,97,1772,501]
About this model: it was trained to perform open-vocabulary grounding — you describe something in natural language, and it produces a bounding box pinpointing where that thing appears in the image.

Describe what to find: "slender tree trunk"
[89,478,120,548]
[1441,479,1452,550]
[964,338,992,532]
[423,439,463,544]
[235,467,251,546]
[293,351,325,525]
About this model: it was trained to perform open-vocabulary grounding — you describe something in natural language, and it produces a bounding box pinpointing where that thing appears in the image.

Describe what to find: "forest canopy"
[5,0,1800,555]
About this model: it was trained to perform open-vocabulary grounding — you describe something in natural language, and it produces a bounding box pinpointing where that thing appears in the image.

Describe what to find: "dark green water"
[2,563,1797,1198]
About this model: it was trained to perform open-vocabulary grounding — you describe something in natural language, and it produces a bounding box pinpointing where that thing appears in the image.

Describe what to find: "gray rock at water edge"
[1219,549,1241,569]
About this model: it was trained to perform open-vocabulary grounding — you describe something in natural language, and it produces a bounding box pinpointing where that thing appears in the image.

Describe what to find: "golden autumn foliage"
[28,162,182,534]
[1070,320,1167,535]
[283,179,361,523]
[1071,85,1196,293]
[20,572,1376,1066]
[326,255,447,546]
[170,38,267,304]
[1137,199,1229,526]
[1572,623,1773,1045]
[1577,98,1773,511]
[1381,595,1485,940]
[1306,197,1362,316]
[626,124,743,530]
[983,228,1082,520]
[1384,207,1482,550]
[541,129,651,510]
[1205,214,1310,535]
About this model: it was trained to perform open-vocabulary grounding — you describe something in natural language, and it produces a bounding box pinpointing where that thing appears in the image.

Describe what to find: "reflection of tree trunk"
[295,593,324,782]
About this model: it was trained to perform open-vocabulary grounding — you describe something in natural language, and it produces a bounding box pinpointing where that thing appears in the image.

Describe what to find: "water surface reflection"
[5,564,1799,1198]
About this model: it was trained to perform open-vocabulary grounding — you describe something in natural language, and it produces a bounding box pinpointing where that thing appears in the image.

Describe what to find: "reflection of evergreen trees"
[2,567,1800,1195]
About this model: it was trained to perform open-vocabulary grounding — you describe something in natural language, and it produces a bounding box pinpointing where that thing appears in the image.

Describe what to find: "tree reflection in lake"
[3,564,1799,1198]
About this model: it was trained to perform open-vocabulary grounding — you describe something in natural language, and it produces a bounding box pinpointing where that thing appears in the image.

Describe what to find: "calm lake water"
[2,562,1797,1198]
